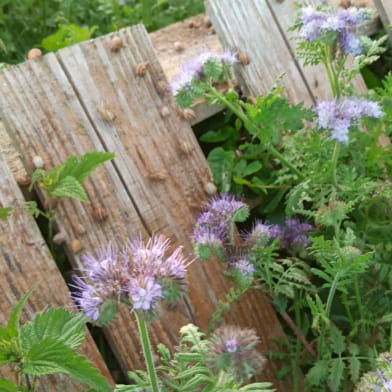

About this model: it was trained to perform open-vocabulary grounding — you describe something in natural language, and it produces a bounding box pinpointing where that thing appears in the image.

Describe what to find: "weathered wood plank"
[150,14,223,125]
[373,0,392,43]
[0,26,292,390]
[206,0,367,104]
[206,0,316,104]
[0,151,113,391]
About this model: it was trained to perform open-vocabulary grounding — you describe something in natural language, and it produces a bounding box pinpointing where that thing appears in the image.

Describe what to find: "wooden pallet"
[0,25,292,390]
[0,150,113,391]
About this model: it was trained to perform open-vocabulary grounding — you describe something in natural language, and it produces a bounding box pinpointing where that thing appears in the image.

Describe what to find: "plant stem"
[279,310,317,360]
[331,140,340,190]
[206,87,305,181]
[135,311,160,392]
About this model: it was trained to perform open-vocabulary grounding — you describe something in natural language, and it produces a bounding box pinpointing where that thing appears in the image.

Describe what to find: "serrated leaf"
[22,337,111,392]
[29,169,47,191]
[231,206,250,223]
[329,327,345,355]
[203,59,223,81]
[348,355,360,382]
[306,360,328,386]
[60,152,115,184]
[7,289,35,339]
[328,358,344,392]
[0,207,12,220]
[20,308,86,353]
[49,176,88,202]
[207,147,235,193]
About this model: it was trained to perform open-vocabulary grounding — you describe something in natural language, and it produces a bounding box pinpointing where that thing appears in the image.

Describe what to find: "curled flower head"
[230,258,254,278]
[297,6,372,56]
[72,235,191,323]
[244,220,271,247]
[207,325,266,381]
[271,218,314,250]
[316,98,383,143]
[171,50,237,95]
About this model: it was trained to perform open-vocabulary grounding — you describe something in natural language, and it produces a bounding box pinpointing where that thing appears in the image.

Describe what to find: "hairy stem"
[135,311,160,392]
[331,140,340,190]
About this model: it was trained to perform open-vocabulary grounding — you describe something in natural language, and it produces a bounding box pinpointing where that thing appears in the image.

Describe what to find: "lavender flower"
[356,352,392,391]
[128,276,163,311]
[316,98,383,143]
[207,325,266,381]
[72,235,191,322]
[230,258,254,278]
[271,218,314,250]
[298,6,372,55]
[244,220,271,247]
[171,50,237,95]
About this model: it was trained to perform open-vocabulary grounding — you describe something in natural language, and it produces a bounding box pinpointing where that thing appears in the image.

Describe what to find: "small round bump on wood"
[339,0,352,8]
[160,106,171,118]
[27,48,42,60]
[178,140,193,155]
[188,21,200,29]
[32,155,44,169]
[92,206,109,222]
[71,222,86,235]
[203,15,212,28]
[238,51,250,66]
[53,231,66,245]
[134,62,150,77]
[110,36,123,52]
[97,107,116,122]
[178,108,196,121]
[147,171,167,181]
[69,239,83,254]
[174,41,185,52]
[16,175,31,187]
[204,182,217,195]
[155,80,171,97]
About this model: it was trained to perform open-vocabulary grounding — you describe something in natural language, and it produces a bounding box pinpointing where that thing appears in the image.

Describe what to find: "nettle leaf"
[20,308,86,353]
[49,176,88,202]
[22,337,111,392]
[61,152,115,184]
[7,289,34,339]
[29,169,47,191]
[207,147,236,193]
[0,207,13,220]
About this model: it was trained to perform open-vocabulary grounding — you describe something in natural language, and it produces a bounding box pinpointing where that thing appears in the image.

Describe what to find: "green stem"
[135,311,160,392]
[354,277,365,337]
[331,140,340,190]
[206,87,305,181]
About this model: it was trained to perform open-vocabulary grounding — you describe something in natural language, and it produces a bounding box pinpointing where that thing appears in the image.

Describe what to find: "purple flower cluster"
[193,194,248,248]
[207,325,266,381]
[230,257,254,278]
[72,235,191,321]
[298,6,371,55]
[270,218,314,250]
[316,98,383,143]
[171,50,237,95]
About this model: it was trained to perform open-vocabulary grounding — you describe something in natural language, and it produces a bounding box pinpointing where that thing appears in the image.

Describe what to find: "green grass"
[0,0,204,64]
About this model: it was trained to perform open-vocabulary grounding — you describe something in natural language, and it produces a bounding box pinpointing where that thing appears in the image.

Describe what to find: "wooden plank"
[206,0,367,104]
[373,0,392,43]
[206,0,316,105]
[0,26,292,390]
[0,151,113,391]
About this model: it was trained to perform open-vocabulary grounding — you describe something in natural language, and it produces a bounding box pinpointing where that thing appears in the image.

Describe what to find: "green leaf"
[328,358,344,392]
[348,355,361,382]
[22,337,111,392]
[207,147,235,193]
[231,206,250,223]
[60,152,115,184]
[203,59,223,81]
[242,161,262,177]
[29,169,47,191]
[306,360,328,386]
[329,327,345,355]
[0,207,13,220]
[0,378,28,392]
[20,308,86,353]
[49,176,89,202]
[7,289,35,339]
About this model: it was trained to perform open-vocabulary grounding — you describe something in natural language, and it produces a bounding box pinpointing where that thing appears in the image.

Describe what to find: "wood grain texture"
[206,0,367,104]
[373,0,392,43]
[0,151,113,391]
[0,25,292,390]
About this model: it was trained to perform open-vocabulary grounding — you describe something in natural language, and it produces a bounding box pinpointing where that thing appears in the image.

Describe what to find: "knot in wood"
[110,36,123,52]
[27,48,42,60]
[154,80,171,97]
[69,239,83,254]
[72,221,86,235]
[16,174,31,187]
[92,206,109,222]
[134,62,150,77]
[238,51,250,66]
[177,107,196,121]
